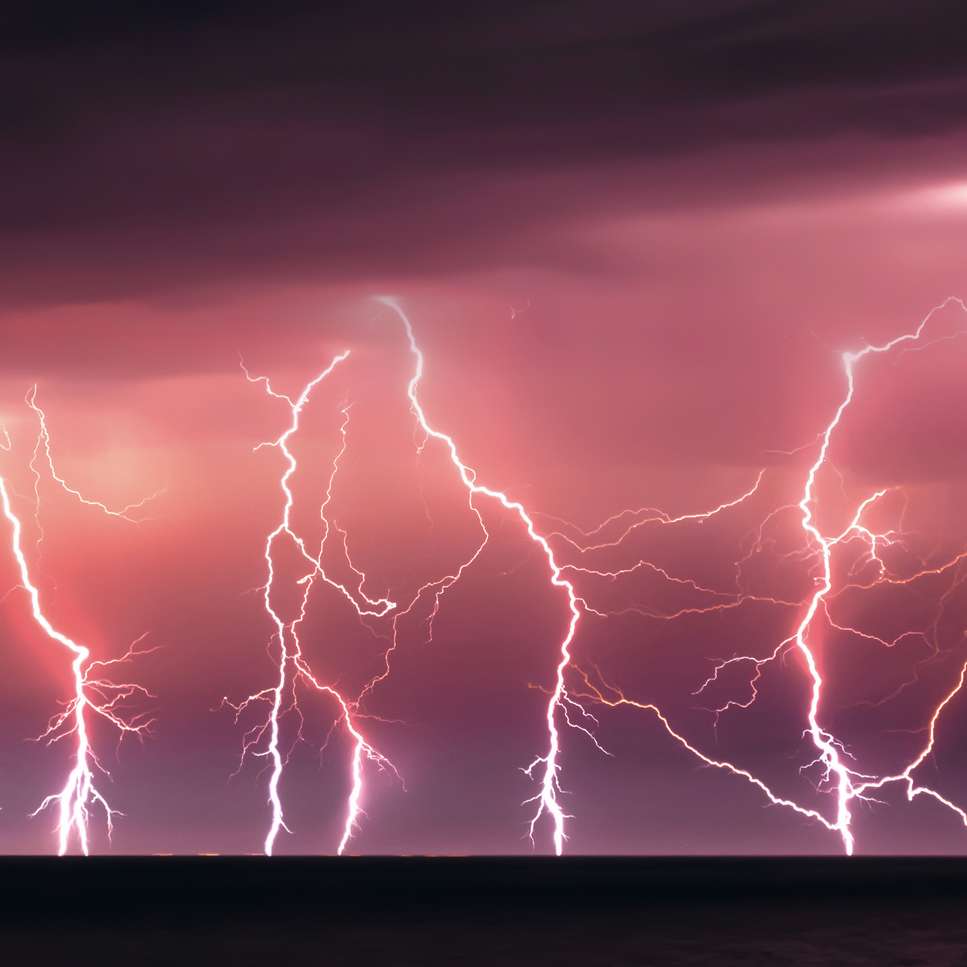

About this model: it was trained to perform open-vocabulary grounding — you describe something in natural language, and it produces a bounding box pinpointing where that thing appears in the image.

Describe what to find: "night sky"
[2,2,967,855]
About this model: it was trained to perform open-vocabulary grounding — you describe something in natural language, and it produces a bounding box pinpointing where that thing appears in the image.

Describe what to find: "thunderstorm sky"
[2,2,967,854]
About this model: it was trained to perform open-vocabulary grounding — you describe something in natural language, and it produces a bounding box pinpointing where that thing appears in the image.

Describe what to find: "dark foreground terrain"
[3,856,967,965]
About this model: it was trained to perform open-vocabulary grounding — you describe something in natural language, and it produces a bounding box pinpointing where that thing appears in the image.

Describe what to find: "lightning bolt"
[373,296,589,854]
[781,297,967,853]
[226,350,398,856]
[0,397,155,853]
[577,297,967,853]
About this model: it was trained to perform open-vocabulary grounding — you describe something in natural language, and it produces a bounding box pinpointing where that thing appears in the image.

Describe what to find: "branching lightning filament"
[0,394,157,855]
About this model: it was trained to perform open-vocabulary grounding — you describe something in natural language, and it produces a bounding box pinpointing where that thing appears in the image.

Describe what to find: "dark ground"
[3,857,967,965]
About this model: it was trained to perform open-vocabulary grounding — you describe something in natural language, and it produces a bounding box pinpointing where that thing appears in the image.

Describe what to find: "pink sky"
[3,4,967,854]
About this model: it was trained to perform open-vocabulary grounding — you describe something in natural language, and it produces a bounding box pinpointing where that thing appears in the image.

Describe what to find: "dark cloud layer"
[3,2,967,305]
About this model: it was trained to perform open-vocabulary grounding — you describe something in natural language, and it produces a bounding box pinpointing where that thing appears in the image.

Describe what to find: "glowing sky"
[3,3,967,854]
